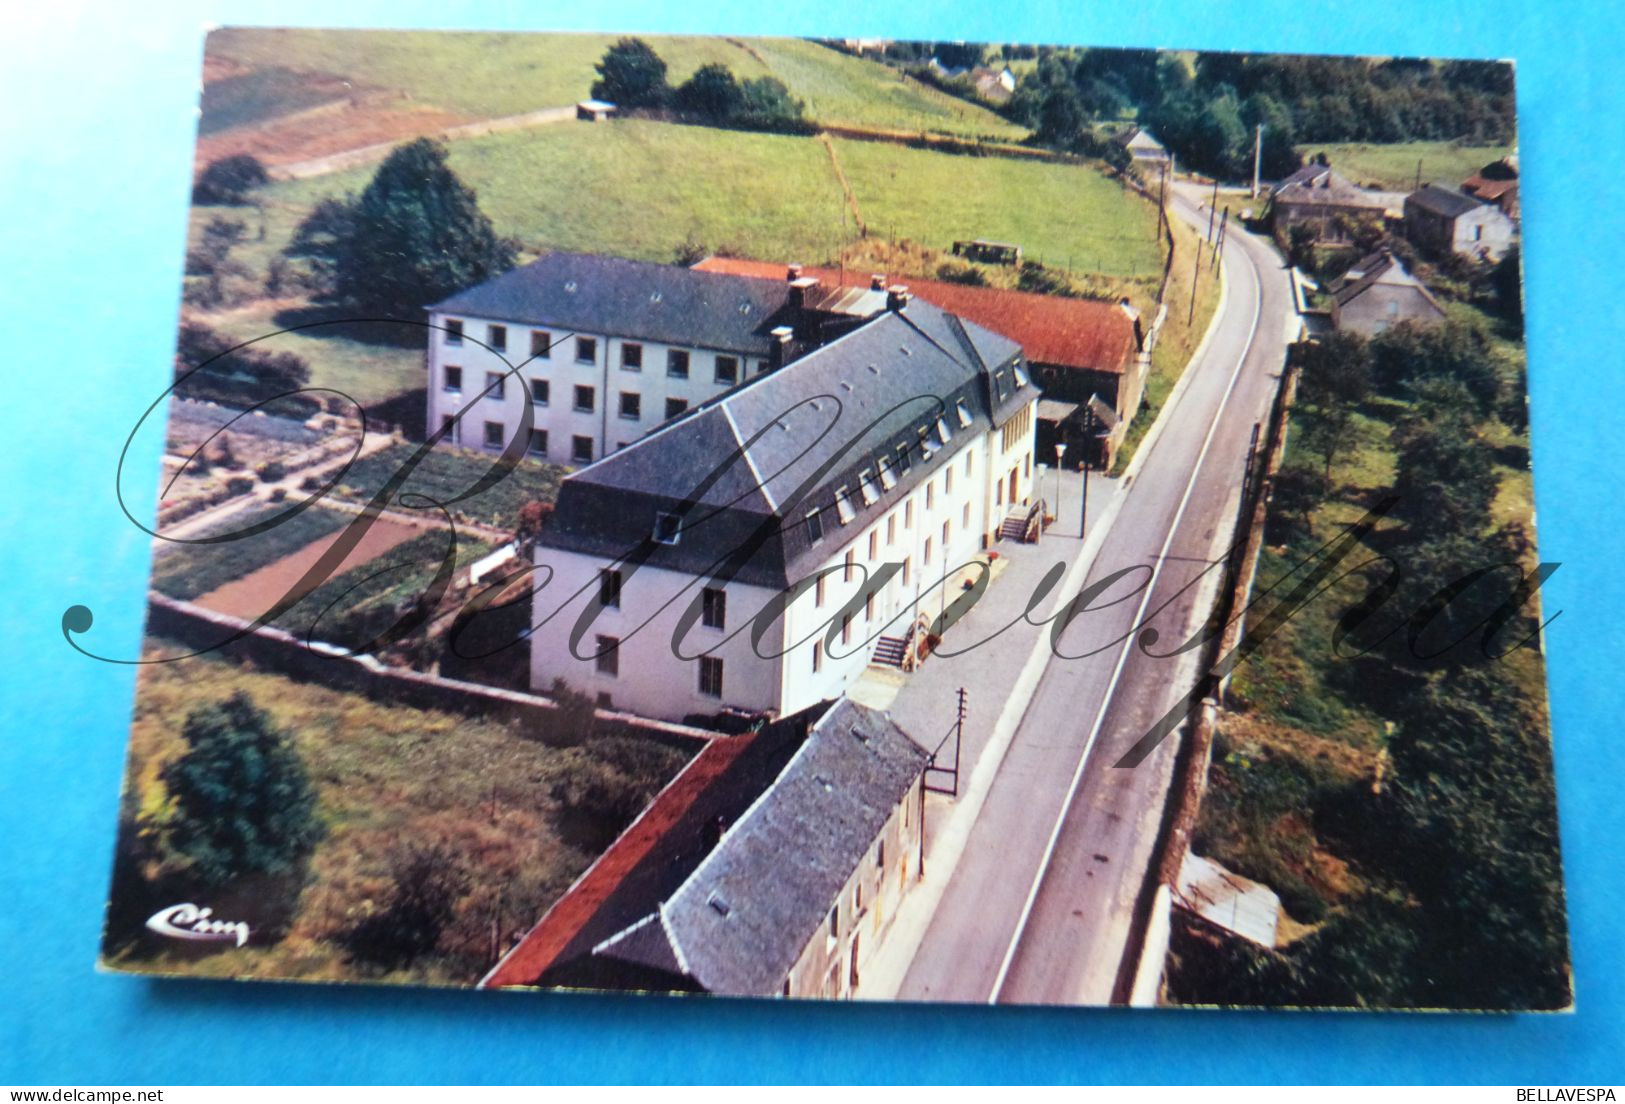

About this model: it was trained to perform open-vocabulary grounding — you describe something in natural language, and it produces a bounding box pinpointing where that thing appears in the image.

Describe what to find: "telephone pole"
[1207,177,1220,242]
[1188,238,1203,326]
[1251,123,1264,198]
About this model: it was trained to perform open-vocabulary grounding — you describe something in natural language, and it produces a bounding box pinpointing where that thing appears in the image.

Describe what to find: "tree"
[174,320,312,407]
[735,76,807,131]
[1036,86,1085,146]
[1390,390,1499,537]
[675,63,743,120]
[282,193,358,298]
[1293,331,1371,480]
[343,842,470,969]
[1492,243,1524,333]
[591,38,668,108]
[194,154,269,205]
[1369,319,1502,416]
[161,692,323,886]
[334,139,516,319]
[932,41,984,71]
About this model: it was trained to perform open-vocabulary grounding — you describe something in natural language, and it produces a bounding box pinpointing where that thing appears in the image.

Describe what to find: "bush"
[225,476,255,496]
[257,460,287,483]
[193,154,269,205]
[342,842,470,969]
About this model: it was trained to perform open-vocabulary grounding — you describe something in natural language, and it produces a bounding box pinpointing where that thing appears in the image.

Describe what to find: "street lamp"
[1053,442,1066,533]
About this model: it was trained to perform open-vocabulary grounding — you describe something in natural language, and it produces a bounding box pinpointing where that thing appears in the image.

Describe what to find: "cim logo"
[145,903,251,948]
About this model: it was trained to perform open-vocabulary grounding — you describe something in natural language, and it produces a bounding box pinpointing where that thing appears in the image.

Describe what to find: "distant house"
[1404,183,1518,262]
[575,99,616,123]
[694,258,1147,469]
[483,699,931,999]
[1270,164,1403,244]
[971,66,1017,104]
[1113,126,1171,173]
[1325,249,1446,336]
[1461,155,1520,220]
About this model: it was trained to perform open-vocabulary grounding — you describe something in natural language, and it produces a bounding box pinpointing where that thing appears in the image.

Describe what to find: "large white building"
[527,287,1038,723]
[424,253,888,466]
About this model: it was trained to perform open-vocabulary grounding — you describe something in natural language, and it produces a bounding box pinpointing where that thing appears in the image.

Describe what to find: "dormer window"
[1013,362,1031,388]
[877,456,897,490]
[652,512,681,545]
[805,508,825,544]
[917,426,935,461]
[956,399,973,428]
[835,487,856,525]
[935,416,953,446]
[858,471,879,506]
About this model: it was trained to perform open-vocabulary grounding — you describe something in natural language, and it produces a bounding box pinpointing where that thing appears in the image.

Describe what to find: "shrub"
[225,476,255,496]
[342,842,470,969]
[257,460,287,483]
[193,154,269,205]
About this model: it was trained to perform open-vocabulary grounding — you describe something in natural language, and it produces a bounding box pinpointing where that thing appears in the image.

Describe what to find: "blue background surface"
[2,0,1621,1084]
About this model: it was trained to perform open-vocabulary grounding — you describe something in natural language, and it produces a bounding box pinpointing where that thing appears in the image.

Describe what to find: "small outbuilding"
[1325,249,1447,337]
[575,99,617,123]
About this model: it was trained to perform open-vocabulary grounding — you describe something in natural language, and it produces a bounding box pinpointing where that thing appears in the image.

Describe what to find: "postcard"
[92,27,1567,1010]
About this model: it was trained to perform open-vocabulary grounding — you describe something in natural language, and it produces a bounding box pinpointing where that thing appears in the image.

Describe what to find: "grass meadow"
[1299,140,1516,191]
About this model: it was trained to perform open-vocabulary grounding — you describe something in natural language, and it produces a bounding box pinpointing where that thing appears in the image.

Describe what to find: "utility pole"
[1158,160,1169,235]
[1188,238,1203,326]
[1207,177,1220,242]
[1415,158,1423,192]
[1251,123,1264,198]
[1212,209,1228,272]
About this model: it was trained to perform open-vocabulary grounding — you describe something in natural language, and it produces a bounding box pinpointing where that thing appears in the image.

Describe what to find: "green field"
[205,29,1018,138]
[835,138,1163,276]
[1299,140,1515,192]
[330,442,567,532]
[152,501,353,600]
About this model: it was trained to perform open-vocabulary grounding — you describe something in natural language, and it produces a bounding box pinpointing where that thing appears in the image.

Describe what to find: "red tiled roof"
[481,730,759,989]
[693,257,1139,376]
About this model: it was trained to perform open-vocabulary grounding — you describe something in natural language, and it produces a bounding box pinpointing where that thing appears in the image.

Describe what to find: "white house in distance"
[528,287,1038,723]
[1404,183,1518,262]
[424,254,888,467]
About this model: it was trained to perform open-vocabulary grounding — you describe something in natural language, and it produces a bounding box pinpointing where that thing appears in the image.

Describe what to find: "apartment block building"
[424,253,886,466]
[528,288,1038,723]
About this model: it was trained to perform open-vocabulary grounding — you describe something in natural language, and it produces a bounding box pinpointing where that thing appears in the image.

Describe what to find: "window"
[621,342,643,371]
[924,536,933,566]
[858,471,878,505]
[905,500,914,528]
[698,656,724,697]
[868,530,878,560]
[715,355,739,385]
[840,614,852,647]
[595,635,619,677]
[528,429,547,456]
[576,336,597,364]
[926,480,936,510]
[1387,299,1400,317]
[488,324,507,352]
[652,512,681,545]
[665,397,688,420]
[887,514,897,545]
[529,378,549,405]
[945,466,955,495]
[897,442,912,472]
[484,421,504,449]
[918,425,935,461]
[965,452,974,477]
[667,349,690,379]
[902,557,912,586]
[877,840,885,869]
[440,415,458,444]
[935,415,953,446]
[835,487,856,525]
[443,365,462,392]
[828,905,839,940]
[619,391,641,421]
[963,502,971,530]
[943,520,951,547]
[1013,362,1030,388]
[571,435,593,464]
[530,330,551,359]
[485,371,505,401]
[865,590,875,624]
[573,385,595,412]
[702,587,726,630]
[444,318,463,345]
[877,456,896,490]
[956,399,973,429]
[844,550,856,584]
[805,508,825,545]
[598,568,623,609]
[812,641,823,673]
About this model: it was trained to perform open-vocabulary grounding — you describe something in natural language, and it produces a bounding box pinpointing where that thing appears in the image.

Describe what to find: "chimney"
[769,325,794,370]
[789,275,819,309]
[886,284,911,312]
[870,273,887,291]
[786,263,803,282]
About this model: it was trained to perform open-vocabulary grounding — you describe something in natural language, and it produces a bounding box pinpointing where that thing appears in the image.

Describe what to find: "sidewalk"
[860,465,1124,997]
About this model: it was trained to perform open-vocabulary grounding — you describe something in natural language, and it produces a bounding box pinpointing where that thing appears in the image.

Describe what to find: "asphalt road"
[896,187,1297,1005]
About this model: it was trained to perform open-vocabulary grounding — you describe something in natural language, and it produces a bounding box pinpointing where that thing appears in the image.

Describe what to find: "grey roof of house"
[428,252,797,355]
[1330,249,1445,314]
[540,298,1032,588]
[1406,183,1485,219]
[612,699,929,996]
[1272,166,1392,210]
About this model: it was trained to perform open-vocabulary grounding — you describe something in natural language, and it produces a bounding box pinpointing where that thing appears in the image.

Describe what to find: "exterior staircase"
[998,499,1046,543]
[870,634,909,668]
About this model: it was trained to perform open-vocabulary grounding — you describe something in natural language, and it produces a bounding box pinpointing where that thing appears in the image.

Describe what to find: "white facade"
[425,309,773,467]
[529,400,1037,723]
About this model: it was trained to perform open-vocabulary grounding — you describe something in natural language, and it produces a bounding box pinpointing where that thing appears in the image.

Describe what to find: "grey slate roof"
[1330,250,1444,314]
[540,298,1032,588]
[428,252,796,356]
[611,699,929,996]
[1406,183,1487,219]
